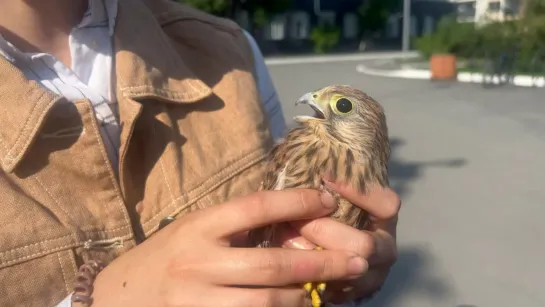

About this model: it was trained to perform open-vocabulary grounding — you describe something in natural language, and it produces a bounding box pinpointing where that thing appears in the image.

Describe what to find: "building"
[453,0,523,23]
[234,0,364,54]
[235,0,457,55]
[383,0,457,39]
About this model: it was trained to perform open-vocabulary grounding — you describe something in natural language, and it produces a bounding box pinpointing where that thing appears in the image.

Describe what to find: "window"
[343,13,359,39]
[386,16,399,38]
[265,15,286,41]
[457,1,476,18]
[235,10,250,30]
[504,0,521,15]
[488,1,501,12]
[319,11,336,26]
[289,12,310,39]
[423,16,434,34]
[410,16,417,37]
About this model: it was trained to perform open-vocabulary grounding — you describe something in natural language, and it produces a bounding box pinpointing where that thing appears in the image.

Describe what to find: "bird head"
[295,85,388,151]
[293,84,390,189]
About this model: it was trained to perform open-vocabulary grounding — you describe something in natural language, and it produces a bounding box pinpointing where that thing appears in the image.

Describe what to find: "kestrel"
[248,85,390,307]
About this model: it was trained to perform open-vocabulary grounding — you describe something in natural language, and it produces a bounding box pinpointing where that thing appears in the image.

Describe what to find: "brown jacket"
[0,0,273,305]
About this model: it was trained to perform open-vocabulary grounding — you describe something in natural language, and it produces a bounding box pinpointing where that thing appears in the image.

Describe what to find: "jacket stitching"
[0,233,131,268]
[153,119,175,202]
[143,147,268,232]
[83,102,132,230]
[67,251,78,280]
[32,173,77,224]
[2,244,76,267]
[57,252,70,294]
[4,92,55,162]
[120,86,206,99]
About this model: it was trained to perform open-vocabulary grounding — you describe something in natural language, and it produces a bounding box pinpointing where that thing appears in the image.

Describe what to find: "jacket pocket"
[0,249,77,307]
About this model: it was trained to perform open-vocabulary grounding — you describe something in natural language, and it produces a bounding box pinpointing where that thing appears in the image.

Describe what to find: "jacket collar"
[0,0,213,172]
[114,0,213,103]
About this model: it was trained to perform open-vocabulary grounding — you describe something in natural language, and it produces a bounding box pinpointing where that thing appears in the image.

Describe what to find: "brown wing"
[248,139,299,248]
[248,127,371,247]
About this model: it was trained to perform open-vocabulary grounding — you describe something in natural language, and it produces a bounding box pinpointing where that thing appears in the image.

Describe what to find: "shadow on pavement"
[364,137,468,307]
[388,137,467,199]
[366,246,453,307]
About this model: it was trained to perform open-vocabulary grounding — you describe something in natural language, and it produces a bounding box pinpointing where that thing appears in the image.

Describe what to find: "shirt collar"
[78,0,118,36]
[0,0,119,63]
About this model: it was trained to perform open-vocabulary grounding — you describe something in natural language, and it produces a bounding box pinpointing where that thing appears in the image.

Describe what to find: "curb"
[356,64,545,88]
[264,51,419,66]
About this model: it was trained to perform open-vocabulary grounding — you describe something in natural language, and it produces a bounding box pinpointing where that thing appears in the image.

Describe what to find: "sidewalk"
[356,56,545,88]
[264,51,418,66]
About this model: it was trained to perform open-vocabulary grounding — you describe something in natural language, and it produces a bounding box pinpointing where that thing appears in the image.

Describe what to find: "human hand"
[278,181,401,304]
[90,189,370,307]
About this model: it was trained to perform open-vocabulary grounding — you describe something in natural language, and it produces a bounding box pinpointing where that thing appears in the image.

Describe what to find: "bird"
[248,85,390,307]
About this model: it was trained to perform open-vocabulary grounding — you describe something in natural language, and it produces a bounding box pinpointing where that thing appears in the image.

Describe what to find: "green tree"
[414,0,545,73]
[357,0,401,39]
[239,0,292,30]
[310,24,341,53]
[521,0,545,17]
[179,0,293,31]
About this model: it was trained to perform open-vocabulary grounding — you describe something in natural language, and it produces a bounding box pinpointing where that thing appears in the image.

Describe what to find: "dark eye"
[335,98,353,113]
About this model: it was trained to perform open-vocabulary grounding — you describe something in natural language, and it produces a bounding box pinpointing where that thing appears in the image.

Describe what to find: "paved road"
[267,60,545,307]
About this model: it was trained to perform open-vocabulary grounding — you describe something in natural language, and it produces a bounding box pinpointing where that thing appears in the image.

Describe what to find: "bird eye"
[335,98,353,114]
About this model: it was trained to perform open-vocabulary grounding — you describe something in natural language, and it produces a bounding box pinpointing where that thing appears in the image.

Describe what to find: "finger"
[366,229,397,267]
[290,218,375,259]
[289,218,397,267]
[275,223,316,250]
[204,189,337,238]
[176,285,306,307]
[323,179,401,221]
[202,247,368,286]
[230,231,249,248]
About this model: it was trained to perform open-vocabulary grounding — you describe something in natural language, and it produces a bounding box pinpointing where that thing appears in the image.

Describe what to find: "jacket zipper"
[82,238,124,251]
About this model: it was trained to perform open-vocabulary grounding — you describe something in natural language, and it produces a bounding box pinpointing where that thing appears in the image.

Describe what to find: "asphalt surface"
[267,60,545,307]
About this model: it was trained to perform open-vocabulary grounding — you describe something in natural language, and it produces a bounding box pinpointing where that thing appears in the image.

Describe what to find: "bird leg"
[303,182,340,306]
[304,246,327,307]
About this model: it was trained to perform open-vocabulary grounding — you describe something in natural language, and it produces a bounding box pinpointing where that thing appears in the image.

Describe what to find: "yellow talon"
[317,282,326,293]
[310,288,322,307]
[303,282,313,293]
[303,246,327,307]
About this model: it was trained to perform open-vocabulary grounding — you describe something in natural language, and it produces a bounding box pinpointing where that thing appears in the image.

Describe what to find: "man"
[0,0,401,306]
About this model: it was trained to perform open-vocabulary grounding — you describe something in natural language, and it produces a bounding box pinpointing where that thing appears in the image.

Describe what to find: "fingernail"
[320,191,336,209]
[347,256,367,276]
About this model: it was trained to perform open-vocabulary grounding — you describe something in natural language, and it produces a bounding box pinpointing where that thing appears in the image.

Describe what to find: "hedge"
[414,12,545,73]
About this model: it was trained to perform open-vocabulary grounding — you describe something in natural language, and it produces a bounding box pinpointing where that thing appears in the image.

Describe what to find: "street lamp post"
[313,0,322,16]
[402,0,411,53]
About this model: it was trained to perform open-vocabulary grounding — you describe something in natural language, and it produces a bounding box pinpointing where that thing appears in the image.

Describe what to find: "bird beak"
[295,92,326,119]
